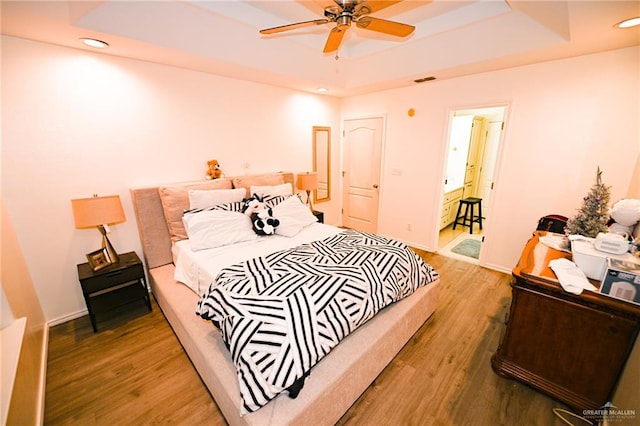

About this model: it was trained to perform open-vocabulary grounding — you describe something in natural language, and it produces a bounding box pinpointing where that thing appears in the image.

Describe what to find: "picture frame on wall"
[86,248,112,271]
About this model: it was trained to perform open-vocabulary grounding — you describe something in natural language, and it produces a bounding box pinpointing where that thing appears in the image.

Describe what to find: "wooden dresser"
[492,231,640,412]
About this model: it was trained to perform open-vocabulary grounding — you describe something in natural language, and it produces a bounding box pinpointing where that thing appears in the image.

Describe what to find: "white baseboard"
[481,262,511,275]
[47,308,88,327]
[36,324,49,425]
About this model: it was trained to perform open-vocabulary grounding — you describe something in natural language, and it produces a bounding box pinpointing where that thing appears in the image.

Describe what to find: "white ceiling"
[2,1,639,97]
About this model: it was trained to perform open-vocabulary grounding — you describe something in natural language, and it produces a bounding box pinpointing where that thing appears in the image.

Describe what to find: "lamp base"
[306,190,314,212]
[98,225,119,264]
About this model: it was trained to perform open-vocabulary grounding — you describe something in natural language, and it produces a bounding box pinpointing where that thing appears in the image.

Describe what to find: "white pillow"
[272,195,318,237]
[188,188,245,210]
[250,182,293,198]
[183,210,257,251]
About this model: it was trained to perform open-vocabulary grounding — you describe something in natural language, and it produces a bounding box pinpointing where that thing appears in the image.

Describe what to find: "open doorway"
[438,105,507,263]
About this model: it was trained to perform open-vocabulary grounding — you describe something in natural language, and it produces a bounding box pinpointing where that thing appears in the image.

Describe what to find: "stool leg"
[462,203,470,225]
[453,201,463,230]
[478,200,483,230]
[469,203,474,234]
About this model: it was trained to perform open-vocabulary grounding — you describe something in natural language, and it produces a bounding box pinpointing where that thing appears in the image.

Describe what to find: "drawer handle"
[104,271,123,278]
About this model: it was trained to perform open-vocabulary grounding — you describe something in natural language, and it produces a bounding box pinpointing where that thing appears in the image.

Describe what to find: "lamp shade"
[71,195,126,229]
[297,172,318,191]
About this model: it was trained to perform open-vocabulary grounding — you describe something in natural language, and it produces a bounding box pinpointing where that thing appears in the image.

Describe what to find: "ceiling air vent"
[414,76,436,83]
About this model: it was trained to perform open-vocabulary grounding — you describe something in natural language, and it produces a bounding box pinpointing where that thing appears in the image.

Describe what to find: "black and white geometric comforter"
[195,229,438,414]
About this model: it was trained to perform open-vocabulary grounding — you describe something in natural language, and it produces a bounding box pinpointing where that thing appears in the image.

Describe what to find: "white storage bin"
[571,238,636,281]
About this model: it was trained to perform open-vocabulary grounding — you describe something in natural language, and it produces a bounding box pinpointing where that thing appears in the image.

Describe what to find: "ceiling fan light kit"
[414,76,436,83]
[259,0,415,53]
[80,38,109,49]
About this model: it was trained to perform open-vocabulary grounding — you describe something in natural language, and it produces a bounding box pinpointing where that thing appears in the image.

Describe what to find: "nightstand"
[312,210,324,223]
[77,251,151,332]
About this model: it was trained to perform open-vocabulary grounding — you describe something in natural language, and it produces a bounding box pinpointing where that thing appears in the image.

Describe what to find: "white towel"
[549,258,597,295]
[539,234,570,252]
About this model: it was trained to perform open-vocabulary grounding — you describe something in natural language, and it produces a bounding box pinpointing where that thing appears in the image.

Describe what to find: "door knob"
[373,184,379,189]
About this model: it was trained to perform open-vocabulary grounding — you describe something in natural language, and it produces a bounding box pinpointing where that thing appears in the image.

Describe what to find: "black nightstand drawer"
[81,263,144,295]
[90,280,148,314]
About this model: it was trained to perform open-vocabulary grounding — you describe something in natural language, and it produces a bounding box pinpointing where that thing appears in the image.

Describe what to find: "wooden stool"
[453,197,483,234]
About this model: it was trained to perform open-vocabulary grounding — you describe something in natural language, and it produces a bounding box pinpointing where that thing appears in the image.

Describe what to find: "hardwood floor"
[45,300,224,425]
[45,252,569,425]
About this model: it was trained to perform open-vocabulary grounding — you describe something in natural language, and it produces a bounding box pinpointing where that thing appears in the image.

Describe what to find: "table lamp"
[71,195,126,264]
[297,172,318,212]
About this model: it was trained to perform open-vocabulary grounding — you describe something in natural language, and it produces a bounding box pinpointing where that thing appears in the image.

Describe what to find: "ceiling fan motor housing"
[326,0,370,22]
[337,15,352,28]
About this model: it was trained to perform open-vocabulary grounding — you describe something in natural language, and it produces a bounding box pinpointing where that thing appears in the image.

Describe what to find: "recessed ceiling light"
[316,87,328,93]
[80,38,109,49]
[615,17,640,29]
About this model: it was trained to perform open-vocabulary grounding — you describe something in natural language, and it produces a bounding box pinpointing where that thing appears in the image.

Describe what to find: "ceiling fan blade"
[355,16,414,37]
[260,19,329,34]
[323,26,347,53]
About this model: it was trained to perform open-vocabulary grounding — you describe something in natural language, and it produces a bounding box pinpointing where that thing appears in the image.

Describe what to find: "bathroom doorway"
[438,105,507,263]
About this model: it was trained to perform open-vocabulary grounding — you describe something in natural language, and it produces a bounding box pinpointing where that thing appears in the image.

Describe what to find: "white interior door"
[444,115,473,192]
[342,117,383,233]
[477,120,503,218]
[464,117,485,198]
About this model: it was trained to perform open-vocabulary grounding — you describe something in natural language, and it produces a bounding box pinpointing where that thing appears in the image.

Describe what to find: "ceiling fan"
[259,0,415,53]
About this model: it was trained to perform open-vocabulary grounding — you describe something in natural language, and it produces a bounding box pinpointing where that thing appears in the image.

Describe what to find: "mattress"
[173,223,341,296]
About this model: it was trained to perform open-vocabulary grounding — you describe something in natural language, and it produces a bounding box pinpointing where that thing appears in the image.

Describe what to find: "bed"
[130,172,440,426]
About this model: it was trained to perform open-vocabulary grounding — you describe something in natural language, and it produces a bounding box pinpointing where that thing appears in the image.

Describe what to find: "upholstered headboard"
[130,172,294,269]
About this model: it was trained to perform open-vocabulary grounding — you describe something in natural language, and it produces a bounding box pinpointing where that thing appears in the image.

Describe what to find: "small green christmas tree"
[565,166,611,237]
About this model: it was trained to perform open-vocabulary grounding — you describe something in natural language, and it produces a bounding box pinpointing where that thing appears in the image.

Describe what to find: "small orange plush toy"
[206,160,222,179]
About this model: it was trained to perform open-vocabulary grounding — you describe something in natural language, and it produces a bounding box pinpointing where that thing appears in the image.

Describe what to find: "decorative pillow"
[264,195,288,208]
[250,182,293,198]
[184,201,245,216]
[272,195,318,237]
[159,179,232,242]
[188,188,245,210]
[182,210,257,251]
[233,174,285,198]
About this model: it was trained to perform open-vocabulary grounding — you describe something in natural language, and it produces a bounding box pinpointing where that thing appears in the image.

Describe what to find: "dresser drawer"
[442,203,451,218]
[440,215,450,229]
[81,263,144,294]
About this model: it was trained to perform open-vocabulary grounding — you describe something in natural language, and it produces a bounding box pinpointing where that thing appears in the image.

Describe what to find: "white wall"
[341,46,640,273]
[1,36,341,322]
[2,35,639,323]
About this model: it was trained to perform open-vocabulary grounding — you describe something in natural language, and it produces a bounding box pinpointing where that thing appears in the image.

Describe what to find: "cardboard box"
[600,258,640,305]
